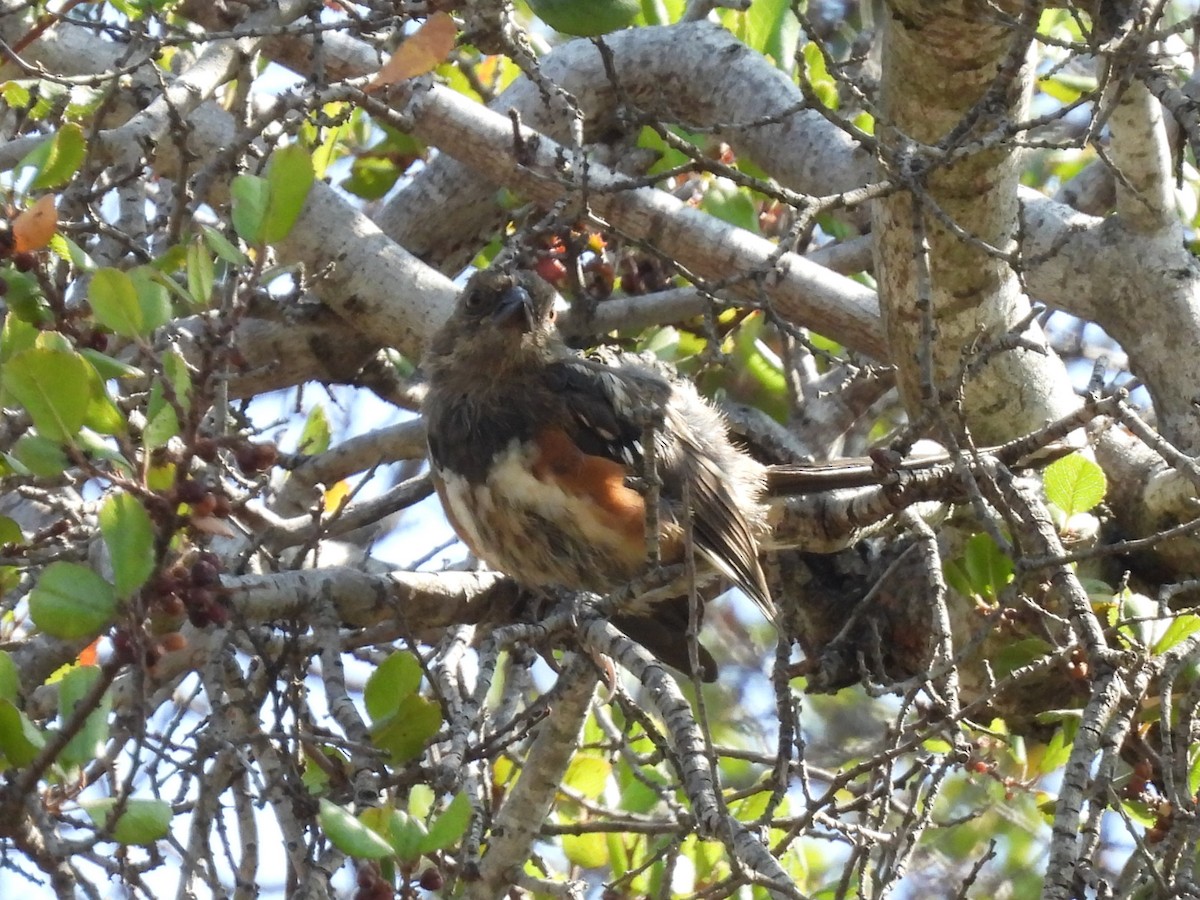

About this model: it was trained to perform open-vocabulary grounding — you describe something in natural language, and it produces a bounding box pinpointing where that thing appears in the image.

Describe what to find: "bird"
[422,264,776,681]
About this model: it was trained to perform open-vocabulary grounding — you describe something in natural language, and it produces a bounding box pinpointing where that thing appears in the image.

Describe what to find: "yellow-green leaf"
[1044,454,1107,518]
[4,347,90,442]
[89,268,144,337]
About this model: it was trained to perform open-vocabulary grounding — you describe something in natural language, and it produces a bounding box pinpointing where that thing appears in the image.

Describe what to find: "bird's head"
[425,267,562,382]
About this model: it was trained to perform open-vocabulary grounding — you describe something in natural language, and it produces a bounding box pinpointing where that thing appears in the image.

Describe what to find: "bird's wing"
[545,357,775,621]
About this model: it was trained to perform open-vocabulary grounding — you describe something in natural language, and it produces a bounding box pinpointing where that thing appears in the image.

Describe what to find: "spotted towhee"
[423,266,775,681]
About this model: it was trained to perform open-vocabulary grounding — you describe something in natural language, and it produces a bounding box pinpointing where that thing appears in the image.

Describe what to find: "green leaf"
[992,637,1054,680]
[83,798,172,845]
[1117,590,1161,649]
[0,699,45,767]
[383,809,428,862]
[563,831,609,868]
[1038,718,1079,773]
[0,652,21,704]
[261,144,315,244]
[28,562,118,639]
[4,347,90,442]
[0,313,39,364]
[960,532,1013,603]
[318,799,396,860]
[0,517,19,546]
[1,80,30,111]
[32,123,86,190]
[83,364,126,436]
[144,349,191,449]
[364,651,422,722]
[301,746,346,794]
[79,349,143,381]
[726,0,799,72]
[342,155,401,201]
[130,267,172,332]
[100,493,156,597]
[564,753,611,800]
[420,792,471,853]
[89,268,144,337]
[1043,454,1107,518]
[77,428,133,476]
[48,232,96,271]
[528,0,639,36]
[58,665,112,770]
[12,432,69,477]
[186,239,215,306]
[618,760,664,814]
[801,40,838,108]
[298,404,331,455]
[0,269,48,324]
[231,174,270,244]
[700,179,759,233]
[1153,614,1200,655]
[370,693,441,764]
[200,225,248,265]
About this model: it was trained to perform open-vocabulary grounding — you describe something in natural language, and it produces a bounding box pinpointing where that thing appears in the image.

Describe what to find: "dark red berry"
[193,437,218,463]
[190,559,220,587]
[157,593,186,618]
[236,442,278,474]
[418,868,443,891]
[111,630,137,664]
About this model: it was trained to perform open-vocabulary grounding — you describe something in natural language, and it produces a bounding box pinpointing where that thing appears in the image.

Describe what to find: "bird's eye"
[463,290,488,314]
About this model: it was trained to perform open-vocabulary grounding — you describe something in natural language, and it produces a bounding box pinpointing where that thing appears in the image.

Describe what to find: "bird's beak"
[492,285,536,332]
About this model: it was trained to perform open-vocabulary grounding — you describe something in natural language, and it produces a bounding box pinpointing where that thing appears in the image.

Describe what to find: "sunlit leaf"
[89,268,144,338]
[563,754,611,800]
[298,404,331,456]
[564,831,609,868]
[4,347,90,442]
[1154,614,1200,655]
[32,123,85,190]
[200,224,247,265]
[1043,454,1107,518]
